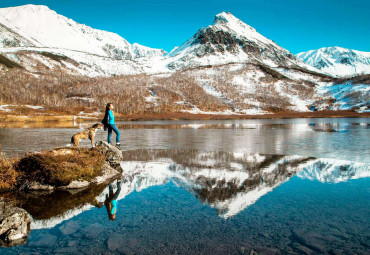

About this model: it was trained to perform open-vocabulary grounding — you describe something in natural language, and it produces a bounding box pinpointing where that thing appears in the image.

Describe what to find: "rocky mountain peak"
[213,11,257,34]
[166,11,297,68]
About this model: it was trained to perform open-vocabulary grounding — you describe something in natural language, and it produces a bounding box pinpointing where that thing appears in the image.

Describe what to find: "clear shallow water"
[3,179,370,254]
[0,118,369,254]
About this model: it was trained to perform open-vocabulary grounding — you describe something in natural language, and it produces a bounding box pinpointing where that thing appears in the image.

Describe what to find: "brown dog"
[71,123,103,147]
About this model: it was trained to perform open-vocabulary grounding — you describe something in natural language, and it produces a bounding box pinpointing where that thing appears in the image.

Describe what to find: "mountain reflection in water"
[119,150,369,218]
[5,149,369,231]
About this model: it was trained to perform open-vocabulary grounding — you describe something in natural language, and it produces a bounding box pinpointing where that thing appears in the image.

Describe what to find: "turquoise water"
[1,149,369,254]
[2,177,369,254]
[0,118,369,254]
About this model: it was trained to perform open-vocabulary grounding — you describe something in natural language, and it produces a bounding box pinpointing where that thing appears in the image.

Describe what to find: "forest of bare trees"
[0,59,338,116]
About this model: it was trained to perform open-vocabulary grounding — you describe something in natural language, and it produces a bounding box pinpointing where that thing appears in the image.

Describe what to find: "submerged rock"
[58,221,79,235]
[0,202,31,247]
[27,181,55,191]
[28,233,57,247]
[58,180,91,189]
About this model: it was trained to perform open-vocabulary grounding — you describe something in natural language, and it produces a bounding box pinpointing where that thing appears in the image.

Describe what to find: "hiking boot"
[115,143,121,149]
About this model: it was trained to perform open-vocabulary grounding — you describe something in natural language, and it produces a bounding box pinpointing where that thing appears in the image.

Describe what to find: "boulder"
[98,141,123,171]
[0,202,31,246]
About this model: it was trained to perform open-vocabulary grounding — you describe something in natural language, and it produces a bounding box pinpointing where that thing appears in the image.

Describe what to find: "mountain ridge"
[297,46,370,77]
[0,4,166,60]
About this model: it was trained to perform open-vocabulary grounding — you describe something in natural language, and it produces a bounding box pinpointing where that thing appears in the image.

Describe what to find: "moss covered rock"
[16,146,107,188]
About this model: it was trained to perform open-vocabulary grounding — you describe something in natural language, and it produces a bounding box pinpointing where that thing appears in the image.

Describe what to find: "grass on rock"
[0,152,20,191]
[7,147,107,188]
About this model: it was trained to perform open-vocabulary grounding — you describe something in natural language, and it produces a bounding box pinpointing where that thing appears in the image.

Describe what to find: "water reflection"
[8,181,110,229]
[1,119,369,163]
[3,149,369,232]
[297,158,370,183]
[1,149,369,253]
[0,120,93,129]
[118,150,369,218]
[1,119,369,130]
[103,181,122,221]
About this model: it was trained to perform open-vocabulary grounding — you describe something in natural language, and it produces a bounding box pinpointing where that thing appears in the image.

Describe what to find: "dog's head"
[92,123,104,130]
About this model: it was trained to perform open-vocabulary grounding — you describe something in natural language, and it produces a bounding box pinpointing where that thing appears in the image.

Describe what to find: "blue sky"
[1,0,369,54]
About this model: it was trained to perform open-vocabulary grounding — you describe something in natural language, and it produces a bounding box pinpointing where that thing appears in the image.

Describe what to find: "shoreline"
[0,110,369,124]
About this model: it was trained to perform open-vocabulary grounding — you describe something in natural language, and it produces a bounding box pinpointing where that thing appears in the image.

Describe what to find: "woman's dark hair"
[102,103,112,130]
[104,103,112,118]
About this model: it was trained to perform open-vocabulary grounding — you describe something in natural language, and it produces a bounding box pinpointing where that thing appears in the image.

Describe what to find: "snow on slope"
[168,11,284,58]
[131,43,166,58]
[316,82,370,111]
[0,47,165,76]
[297,46,370,77]
[0,21,36,47]
[0,4,165,59]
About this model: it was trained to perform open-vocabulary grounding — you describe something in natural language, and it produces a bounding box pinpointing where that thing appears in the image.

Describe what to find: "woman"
[102,103,120,148]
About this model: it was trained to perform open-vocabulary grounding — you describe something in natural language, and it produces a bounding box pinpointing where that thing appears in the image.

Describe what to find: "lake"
[0,118,369,254]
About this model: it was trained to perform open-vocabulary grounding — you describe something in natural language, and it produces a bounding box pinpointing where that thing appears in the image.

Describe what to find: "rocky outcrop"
[0,202,31,247]
[25,141,123,190]
[98,141,123,170]
[58,162,121,189]
[58,141,123,188]
[56,141,123,189]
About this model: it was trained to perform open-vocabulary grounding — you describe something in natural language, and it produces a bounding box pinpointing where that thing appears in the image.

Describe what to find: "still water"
[0,118,369,254]
[1,118,369,162]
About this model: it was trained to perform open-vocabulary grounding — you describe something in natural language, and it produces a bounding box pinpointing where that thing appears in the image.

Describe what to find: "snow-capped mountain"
[0,4,165,59]
[297,46,370,77]
[0,5,368,114]
[166,11,314,71]
[0,6,318,76]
